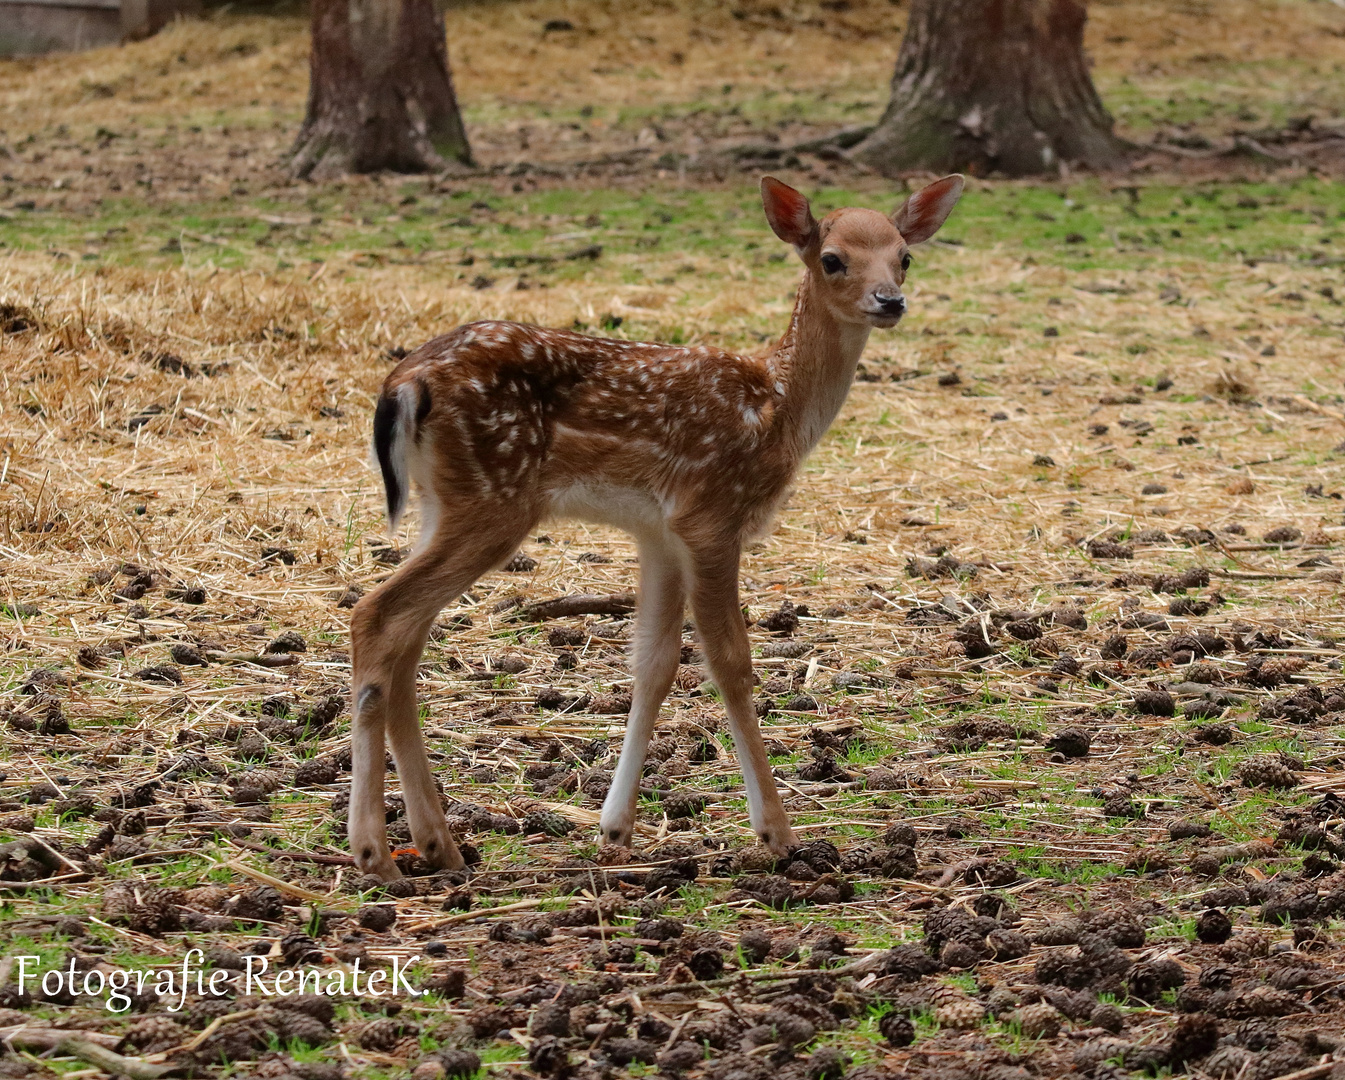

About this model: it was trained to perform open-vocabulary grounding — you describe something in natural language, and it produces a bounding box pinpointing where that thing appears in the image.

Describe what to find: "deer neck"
[766,273,871,459]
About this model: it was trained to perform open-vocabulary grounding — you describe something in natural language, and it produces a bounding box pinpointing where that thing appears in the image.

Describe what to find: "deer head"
[761,174,965,329]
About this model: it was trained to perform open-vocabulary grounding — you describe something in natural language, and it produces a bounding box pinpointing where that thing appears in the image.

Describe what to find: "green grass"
[6,178,1344,309]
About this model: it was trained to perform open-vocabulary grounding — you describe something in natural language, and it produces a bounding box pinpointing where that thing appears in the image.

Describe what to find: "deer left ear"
[892,174,965,245]
[761,176,818,252]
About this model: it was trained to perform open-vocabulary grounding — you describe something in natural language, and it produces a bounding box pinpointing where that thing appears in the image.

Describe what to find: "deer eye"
[820,253,845,275]
[901,253,912,272]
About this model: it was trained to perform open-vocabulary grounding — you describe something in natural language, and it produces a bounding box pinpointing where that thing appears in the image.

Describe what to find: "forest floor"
[2,3,1345,1080]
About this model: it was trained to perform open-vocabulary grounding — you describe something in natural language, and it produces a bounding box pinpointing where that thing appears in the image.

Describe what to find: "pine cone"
[358,1018,410,1051]
[1175,987,1215,1014]
[682,1010,745,1049]
[1232,1017,1280,1051]
[1132,689,1175,716]
[228,767,283,794]
[280,931,323,965]
[635,916,685,941]
[1033,919,1082,946]
[390,1035,422,1060]
[1100,634,1128,660]
[879,844,918,878]
[437,1050,482,1079]
[982,986,1018,1019]
[1091,1002,1126,1033]
[463,1005,524,1039]
[1103,793,1143,819]
[940,940,986,969]
[276,994,335,1025]
[662,791,706,820]
[101,880,183,936]
[199,1017,270,1062]
[521,810,575,837]
[188,997,239,1029]
[1045,727,1091,757]
[1127,958,1185,1001]
[276,1009,331,1047]
[1238,759,1299,790]
[1167,1013,1219,1065]
[1203,1046,1255,1079]
[986,928,1031,960]
[932,991,985,1030]
[1220,932,1271,962]
[1073,1039,1130,1074]
[1266,965,1316,991]
[731,844,780,874]
[121,1015,188,1053]
[1254,1044,1313,1080]
[294,757,341,787]
[1243,657,1308,688]
[1195,908,1233,944]
[839,841,882,874]
[1014,1002,1062,1039]
[1225,986,1300,1019]
[1126,846,1170,873]
[878,1012,914,1047]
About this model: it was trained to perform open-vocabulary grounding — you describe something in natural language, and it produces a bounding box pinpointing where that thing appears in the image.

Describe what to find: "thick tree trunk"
[292,0,472,180]
[851,0,1129,178]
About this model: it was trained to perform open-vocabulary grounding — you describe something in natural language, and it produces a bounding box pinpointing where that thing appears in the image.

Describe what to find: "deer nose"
[874,293,906,316]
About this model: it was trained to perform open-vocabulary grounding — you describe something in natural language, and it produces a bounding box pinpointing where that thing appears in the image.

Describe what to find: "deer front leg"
[688,547,797,855]
[599,536,686,848]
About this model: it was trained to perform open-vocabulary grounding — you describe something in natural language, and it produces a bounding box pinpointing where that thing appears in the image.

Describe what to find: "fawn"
[348,174,965,879]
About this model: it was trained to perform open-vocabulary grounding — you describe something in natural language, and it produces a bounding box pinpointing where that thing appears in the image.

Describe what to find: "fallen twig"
[404,897,548,933]
[640,952,887,996]
[148,1009,262,1061]
[3,1029,173,1080]
[515,592,636,621]
[221,857,336,903]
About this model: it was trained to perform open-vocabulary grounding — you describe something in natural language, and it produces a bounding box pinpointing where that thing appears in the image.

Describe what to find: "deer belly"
[548,482,668,536]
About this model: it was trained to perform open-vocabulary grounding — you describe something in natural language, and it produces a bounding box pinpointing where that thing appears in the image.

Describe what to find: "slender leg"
[686,543,797,854]
[350,513,532,880]
[598,534,687,847]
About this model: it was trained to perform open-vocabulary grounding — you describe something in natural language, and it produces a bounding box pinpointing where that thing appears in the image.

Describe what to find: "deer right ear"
[892,174,965,245]
[761,176,818,251]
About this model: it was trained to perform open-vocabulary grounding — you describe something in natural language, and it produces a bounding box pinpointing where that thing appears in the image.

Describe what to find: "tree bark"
[851,0,1129,178]
[292,0,472,181]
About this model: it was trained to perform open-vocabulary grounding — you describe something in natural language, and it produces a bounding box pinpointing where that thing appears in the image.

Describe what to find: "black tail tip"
[372,393,402,522]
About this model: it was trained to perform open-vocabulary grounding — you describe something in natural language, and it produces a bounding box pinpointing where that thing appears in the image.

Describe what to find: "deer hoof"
[758,828,799,858]
[597,821,633,848]
[417,830,467,871]
[353,843,403,882]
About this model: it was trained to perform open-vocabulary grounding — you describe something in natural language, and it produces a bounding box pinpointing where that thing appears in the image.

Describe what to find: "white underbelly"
[547,482,669,538]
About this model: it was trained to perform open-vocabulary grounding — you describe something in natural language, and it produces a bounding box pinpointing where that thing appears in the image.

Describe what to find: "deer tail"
[372,379,429,533]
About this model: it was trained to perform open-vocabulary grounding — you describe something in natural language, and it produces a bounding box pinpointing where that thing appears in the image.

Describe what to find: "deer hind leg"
[350,512,533,880]
[686,544,798,855]
[598,534,686,848]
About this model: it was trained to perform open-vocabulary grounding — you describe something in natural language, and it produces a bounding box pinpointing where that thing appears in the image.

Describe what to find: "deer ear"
[761,176,818,250]
[892,174,965,245]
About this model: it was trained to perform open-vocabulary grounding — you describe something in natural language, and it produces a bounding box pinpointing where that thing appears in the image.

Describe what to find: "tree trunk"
[851,0,1128,178]
[292,0,472,181]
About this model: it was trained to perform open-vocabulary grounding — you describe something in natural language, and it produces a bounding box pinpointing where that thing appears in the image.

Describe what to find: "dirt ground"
[2,3,1345,1080]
